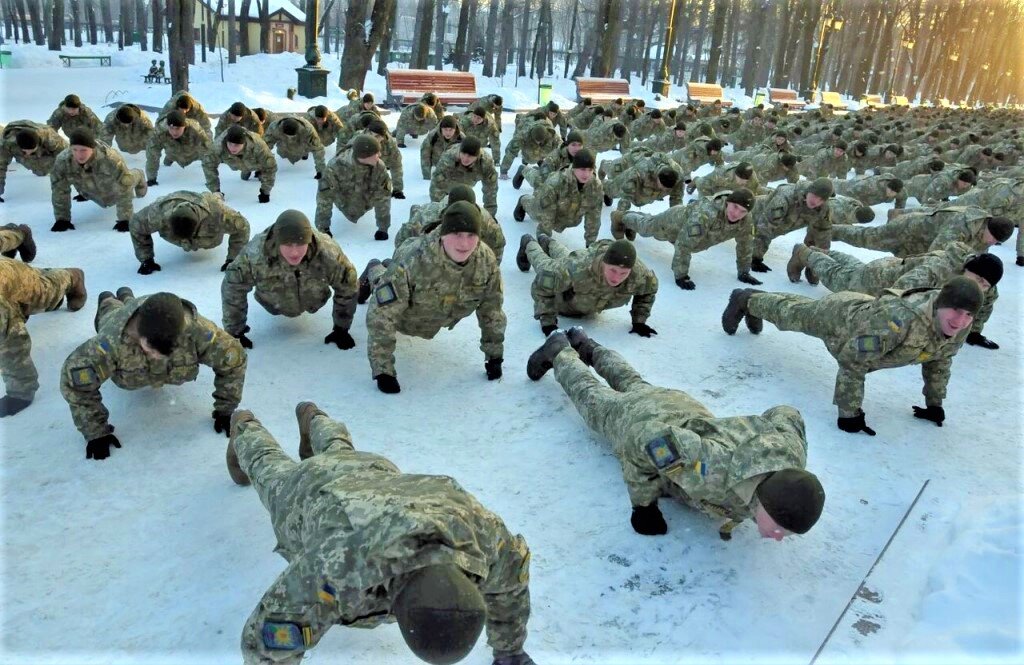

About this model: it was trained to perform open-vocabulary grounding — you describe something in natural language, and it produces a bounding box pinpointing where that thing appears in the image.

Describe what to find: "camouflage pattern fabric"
[642,129,689,153]
[305,107,351,148]
[694,163,763,196]
[157,92,213,138]
[580,121,630,153]
[418,124,463,180]
[939,178,1023,258]
[629,114,666,141]
[833,175,906,208]
[521,167,605,246]
[394,104,439,144]
[523,144,575,187]
[428,145,499,216]
[458,111,502,165]
[396,198,506,262]
[751,181,832,261]
[203,128,278,194]
[314,149,392,234]
[50,141,145,221]
[830,206,992,257]
[740,151,801,185]
[879,155,945,181]
[264,116,327,174]
[99,105,154,154]
[604,153,685,212]
[905,170,968,204]
[500,117,560,175]
[214,107,266,139]
[0,121,68,196]
[145,119,213,182]
[46,102,103,136]
[802,146,850,179]
[129,190,251,263]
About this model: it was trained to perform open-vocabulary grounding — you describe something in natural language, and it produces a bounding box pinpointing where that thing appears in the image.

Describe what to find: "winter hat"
[854,140,869,155]
[935,276,984,315]
[855,206,876,223]
[650,109,663,120]
[224,125,247,145]
[166,110,187,127]
[64,94,81,108]
[422,93,438,106]
[726,188,755,211]
[956,170,976,185]
[780,153,799,168]
[657,168,679,188]
[833,139,848,151]
[674,120,687,131]
[228,101,247,117]
[367,119,389,136]
[529,124,549,143]
[546,101,560,113]
[882,178,903,193]
[963,253,1003,287]
[440,115,458,129]
[168,204,199,238]
[566,129,584,145]
[603,240,636,269]
[471,105,488,119]
[734,162,754,180]
[572,148,596,170]
[491,95,503,107]
[755,469,826,534]
[460,136,482,156]
[352,134,381,159]
[15,130,39,150]
[392,565,486,665]
[581,96,593,105]
[807,177,834,199]
[413,103,427,120]
[986,217,1013,243]
[439,200,481,236]
[274,209,313,245]
[447,184,476,206]
[281,118,300,136]
[928,159,945,172]
[137,293,186,356]
[361,92,375,104]
[116,105,137,123]
[312,105,329,118]
[175,94,194,111]
[68,129,96,149]
[706,138,724,153]
[612,123,627,138]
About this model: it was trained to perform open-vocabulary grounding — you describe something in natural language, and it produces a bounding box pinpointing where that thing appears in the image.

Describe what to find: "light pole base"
[652,78,672,98]
[296,66,330,99]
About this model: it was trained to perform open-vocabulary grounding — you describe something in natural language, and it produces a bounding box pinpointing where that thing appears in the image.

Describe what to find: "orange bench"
[767,87,807,110]
[891,95,910,107]
[574,77,632,103]
[686,82,732,106]
[385,69,478,107]
[860,94,885,108]
[816,90,849,111]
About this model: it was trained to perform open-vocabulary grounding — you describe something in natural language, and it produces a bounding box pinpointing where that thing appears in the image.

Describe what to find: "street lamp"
[807,14,844,102]
[297,0,330,98]
[652,0,679,97]
[886,32,914,100]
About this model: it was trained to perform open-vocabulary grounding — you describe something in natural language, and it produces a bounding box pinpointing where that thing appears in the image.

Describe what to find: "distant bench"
[861,94,886,108]
[891,95,910,107]
[574,77,632,104]
[816,90,849,111]
[767,87,807,110]
[143,74,171,84]
[385,69,478,107]
[59,54,111,67]
[686,82,732,106]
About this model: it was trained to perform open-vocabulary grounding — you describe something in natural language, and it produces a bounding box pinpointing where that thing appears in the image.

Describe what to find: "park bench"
[891,95,910,107]
[937,98,952,108]
[816,90,849,111]
[860,94,885,108]
[59,54,111,67]
[143,74,171,84]
[574,77,632,104]
[685,82,732,106]
[767,87,807,110]
[385,69,478,108]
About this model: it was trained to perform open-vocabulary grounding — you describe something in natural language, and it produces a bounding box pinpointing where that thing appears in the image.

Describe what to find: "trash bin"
[753,90,766,107]
[0,50,12,69]
[538,82,553,105]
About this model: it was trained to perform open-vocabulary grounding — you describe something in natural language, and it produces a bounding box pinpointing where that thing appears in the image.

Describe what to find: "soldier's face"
[226,141,244,155]
[955,180,972,193]
[441,232,479,263]
[357,154,380,166]
[138,337,167,360]
[805,193,825,209]
[314,116,326,126]
[936,307,974,337]
[981,228,999,246]
[885,188,898,200]
[573,167,593,184]
[66,107,80,116]
[725,202,749,222]
[755,505,793,541]
[362,101,374,110]
[963,270,991,292]
[674,129,686,138]
[471,115,484,126]
[168,125,185,139]
[567,142,583,156]
[602,263,631,287]
[279,243,309,265]
[774,136,785,146]
[71,146,93,164]
[459,153,478,167]
[228,113,242,122]
[441,127,456,139]
[20,147,37,157]
[833,148,845,158]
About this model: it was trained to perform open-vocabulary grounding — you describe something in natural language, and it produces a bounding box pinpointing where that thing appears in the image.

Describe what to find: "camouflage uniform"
[0,121,68,197]
[671,137,725,173]
[222,226,357,336]
[905,170,969,204]
[580,121,630,153]
[880,155,944,181]
[429,145,499,216]
[145,118,213,182]
[394,103,439,145]
[831,206,993,257]
[203,128,278,195]
[829,194,873,225]
[833,174,906,208]
[642,129,689,153]
[694,164,763,196]
[521,167,605,246]
[729,120,768,151]
[232,411,530,665]
[264,116,327,175]
[624,192,753,280]
[342,128,404,193]
[46,100,103,136]
[744,151,800,185]
[365,234,505,378]
[314,149,392,235]
[751,181,832,263]
[938,178,1023,260]
[629,114,666,141]
[527,238,657,329]
[213,106,266,138]
[396,198,506,262]
[157,92,213,138]
[336,98,382,126]
[500,117,560,176]
[471,94,504,131]
[419,123,464,180]
[60,293,246,441]
[551,345,808,521]
[99,105,154,154]
[50,141,146,222]
[802,146,850,179]
[458,111,502,164]
[129,191,251,264]
[747,287,970,417]
[305,107,350,148]
[566,102,600,130]
[522,144,574,188]
[604,153,685,212]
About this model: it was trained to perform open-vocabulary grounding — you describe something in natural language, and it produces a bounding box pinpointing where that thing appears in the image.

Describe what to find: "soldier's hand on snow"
[257,191,270,204]
[0,395,32,417]
[750,258,772,273]
[493,653,537,665]
[51,219,75,232]
[212,411,232,437]
[232,325,253,349]
[113,220,129,233]
[138,258,162,275]
[73,193,88,202]
[685,182,696,195]
[214,191,225,200]
[675,276,696,290]
[375,374,401,394]
[314,172,322,180]
[629,322,658,337]
[965,332,998,349]
[540,323,558,336]
[86,433,121,461]
[0,195,5,203]
[220,259,232,272]
[738,272,762,286]
[146,179,158,187]
[911,405,945,427]
[630,501,668,535]
[485,358,503,380]
[836,410,876,436]
[324,327,356,350]
[499,173,510,180]
[391,190,406,199]
[1017,256,1024,267]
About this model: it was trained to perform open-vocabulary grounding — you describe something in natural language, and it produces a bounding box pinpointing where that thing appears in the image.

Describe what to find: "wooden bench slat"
[575,76,631,103]
[686,82,733,106]
[385,69,478,108]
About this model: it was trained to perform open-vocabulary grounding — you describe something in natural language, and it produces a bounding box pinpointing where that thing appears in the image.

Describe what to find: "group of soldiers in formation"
[0,83,1020,664]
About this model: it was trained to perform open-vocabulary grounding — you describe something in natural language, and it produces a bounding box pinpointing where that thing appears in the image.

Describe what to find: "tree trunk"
[497,0,513,75]
[70,0,83,45]
[151,0,163,51]
[689,0,711,80]
[258,0,269,54]
[120,0,134,46]
[27,0,44,44]
[482,0,500,76]
[792,0,819,92]
[238,0,250,55]
[592,0,621,78]
[516,0,530,77]
[208,0,223,52]
[724,0,740,86]
[48,0,64,50]
[167,0,194,93]
[741,0,768,94]
[135,0,147,49]
[640,0,660,85]
[673,0,692,85]
[703,0,726,83]
[452,0,470,70]
[339,0,394,90]
[432,0,445,70]
[99,0,113,42]
[411,0,434,69]
[377,4,395,74]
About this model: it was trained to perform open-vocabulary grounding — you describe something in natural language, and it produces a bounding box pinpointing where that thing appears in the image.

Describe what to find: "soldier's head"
[884,178,903,199]
[706,138,724,157]
[273,210,314,265]
[116,105,137,125]
[581,96,592,106]
[855,206,875,223]
[447,184,476,206]
[780,152,799,172]
[168,204,199,240]
[805,178,833,209]
[63,94,82,115]
[227,101,247,122]
[954,169,976,192]
[136,293,186,358]
[852,140,868,157]
[572,148,596,184]
[491,95,503,109]
[422,92,438,107]
[884,143,902,160]
[458,137,481,167]
[439,201,482,263]
[927,158,945,173]
[596,240,635,287]
[650,109,664,125]
[392,564,486,665]
[224,125,248,155]
[657,168,679,191]
[528,124,549,145]
[367,118,389,138]
[983,216,1013,247]
[934,276,984,336]
[346,88,360,102]
[68,130,96,164]
[175,94,194,113]
[311,105,329,126]
[754,469,826,540]
[281,118,301,137]
[674,120,687,137]
[832,140,847,158]
[439,115,458,139]
[352,134,381,166]
[725,188,755,222]
[361,92,375,109]
[565,130,584,156]
[253,107,270,124]
[962,252,1003,292]
[734,162,754,185]
[15,130,39,156]
[545,100,560,119]
[413,103,428,121]
[611,123,627,139]
[166,110,188,139]
[772,131,787,146]
[470,105,487,125]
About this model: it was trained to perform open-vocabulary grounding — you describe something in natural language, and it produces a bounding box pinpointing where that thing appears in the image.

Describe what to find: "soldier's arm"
[970,287,997,335]
[489,123,502,164]
[481,161,499,216]
[128,205,161,262]
[194,316,247,415]
[217,204,251,263]
[202,152,222,193]
[59,339,116,441]
[583,183,604,246]
[256,145,278,192]
[144,135,163,181]
[221,253,257,335]
[0,304,39,400]
[476,267,506,361]
[365,267,411,378]
[263,127,279,150]
[481,532,531,659]
[419,133,434,179]
[833,312,910,416]
[0,148,11,196]
[921,355,955,407]
[99,114,116,145]
[50,162,72,221]
[735,218,754,275]
[86,108,103,133]
[330,256,359,331]
[629,270,659,324]
[46,108,62,130]
[309,132,326,174]
[530,263,563,328]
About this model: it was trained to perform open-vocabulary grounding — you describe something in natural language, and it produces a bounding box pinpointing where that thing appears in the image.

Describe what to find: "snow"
[0,42,1021,665]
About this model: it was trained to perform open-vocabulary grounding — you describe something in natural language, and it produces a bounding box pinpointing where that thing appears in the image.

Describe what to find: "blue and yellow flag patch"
[318,582,336,604]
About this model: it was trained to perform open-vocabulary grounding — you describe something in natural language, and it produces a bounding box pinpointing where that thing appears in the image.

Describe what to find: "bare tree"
[70,0,83,45]
[432,0,446,70]
[257,0,269,53]
[48,0,64,50]
[26,0,45,44]
[339,0,394,89]
[136,0,147,50]
[238,0,251,54]
[99,0,113,42]
[167,0,194,92]
[120,0,135,46]
[411,0,434,69]
[516,0,530,77]
[377,4,396,74]
[452,0,471,70]
[496,0,513,75]
[482,0,500,76]
[703,0,726,83]
[152,0,164,51]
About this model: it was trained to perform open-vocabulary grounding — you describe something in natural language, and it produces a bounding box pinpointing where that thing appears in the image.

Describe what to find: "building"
[194,0,307,56]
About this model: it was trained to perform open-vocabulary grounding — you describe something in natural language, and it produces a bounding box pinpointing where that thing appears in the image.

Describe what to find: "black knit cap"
[367,118,388,136]
[529,124,550,143]
[581,96,592,105]
[566,129,584,145]
[166,110,187,127]
[780,153,799,168]
[572,148,596,169]
[755,469,826,534]
[168,204,199,238]
[413,103,427,119]
[224,125,247,144]
[460,136,482,156]
[650,109,663,119]
[64,94,81,108]
[546,100,560,113]
[392,564,486,665]
[855,206,875,223]
[986,217,1013,243]
[834,139,848,151]
[352,134,381,158]
[15,130,39,150]
[886,178,904,192]
[963,253,1003,287]
[447,184,476,205]
[612,123,626,138]
[726,187,755,211]
[492,95,503,106]
[313,105,328,118]
[735,162,754,180]
[935,275,984,315]
[116,105,137,123]
[706,138,724,153]
[274,209,313,245]
[440,115,458,129]
[807,177,834,199]
[854,140,869,155]
[956,170,976,184]
[439,200,482,236]
[674,120,687,131]
[175,94,193,111]
[361,92,374,104]
[422,92,438,106]
[137,293,185,356]
[928,159,945,172]
[603,239,636,269]
[228,101,247,116]
[68,129,96,149]
[657,168,679,188]
[281,118,300,136]
[472,105,487,119]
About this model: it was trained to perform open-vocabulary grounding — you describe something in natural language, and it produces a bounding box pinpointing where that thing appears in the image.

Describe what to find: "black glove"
[392,190,406,199]
[212,411,232,437]
[324,327,356,350]
[485,358,503,380]
[738,272,763,285]
[0,195,5,202]
[375,374,401,394]
[220,259,232,272]
[1017,256,1024,267]
[965,332,999,349]
[837,410,877,436]
[630,502,668,535]
[493,654,537,665]
[912,405,945,427]
[138,258,162,275]
[630,322,658,337]
[51,219,74,232]
[0,395,32,417]
[675,276,696,290]
[113,220,129,232]
[314,172,322,180]
[73,193,88,202]
[86,433,121,460]
[603,194,613,207]
[232,325,253,349]
[257,191,270,203]
[750,258,772,272]
[146,178,158,186]
[541,323,558,336]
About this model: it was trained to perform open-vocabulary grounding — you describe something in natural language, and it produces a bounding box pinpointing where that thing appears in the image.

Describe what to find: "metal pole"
[652,0,679,96]
[807,18,829,99]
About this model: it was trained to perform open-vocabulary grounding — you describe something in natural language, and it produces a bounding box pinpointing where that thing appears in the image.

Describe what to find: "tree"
[152,0,164,51]
[99,0,113,42]
[432,0,446,70]
[26,0,44,44]
[516,0,530,77]
[592,0,622,77]
[452,0,471,71]
[48,0,65,50]
[377,4,396,74]
[227,0,236,61]
[85,0,97,44]
[338,0,395,90]
[703,0,727,83]
[70,0,83,46]
[167,0,195,93]
[136,0,147,50]
[238,0,251,55]
[482,0,500,76]
[120,0,135,47]
[411,0,434,70]
[258,0,269,53]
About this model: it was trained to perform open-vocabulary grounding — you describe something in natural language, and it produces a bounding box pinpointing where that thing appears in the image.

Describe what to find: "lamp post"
[297,0,329,98]
[652,0,679,97]
[887,33,914,101]
[807,14,844,102]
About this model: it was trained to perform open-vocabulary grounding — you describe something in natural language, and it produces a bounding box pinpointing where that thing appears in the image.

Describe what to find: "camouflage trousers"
[752,212,830,261]
[0,227,25,254]
[806,249,902,296]
[521,197,593,242]
[315,192,391,234]
[80,168,146,220]
[598,157,628,182]
[521,165,546,189]
[394,116,436,144]
[831,223,912,257]
[622,209,682,244]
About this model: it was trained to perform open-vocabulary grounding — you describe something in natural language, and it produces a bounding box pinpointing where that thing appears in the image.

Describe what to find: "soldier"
[429,136,499,216]
[316,134,392,240]
[517,129,585,190]
[144,110,213,187]
[224,402,535,665]
[0,121,68,202]
[940,176,1023,266]
[351,116,405,198]
[750,178,834,276]
[222,210,358,351]
[721,276,984,436]
[46,94,102,136]
[157,91,213,138]
[832,174,906,208]
[396,185,506,262]
[643,119,689,152]
[526,330,825,539]
[202,125,277,203]
[670,136,725,174]
[60,289,247,459]
[741,151,801,185]
[729,110,767,150]
[459,105,502,165]
[213,101,265,138]
[471,92,504,132]
[802,140,850,179]
[857,143,902,175]
[833,207,1012,257]
[362,202,505,393]
[98,104,154,154]
[129,190,251,274]
[394,101,439,148]
[263,116,327,177]
[305,104,350,149]
[828,194,877,226]
[581,119,629,153]
[418,91,446,117]
[513,149,604,246]
[566,97,598,129]
[0,233,85,417]
[500,115,560,180]
[337,92,381,125]
[905,168,975,204]
[691,161,762,196]
[50,130,147,233]
[516,235,658,336]
[629,109,666,141]
[879,155,944,181]
[419,115,463,180]
[604,152,685,212]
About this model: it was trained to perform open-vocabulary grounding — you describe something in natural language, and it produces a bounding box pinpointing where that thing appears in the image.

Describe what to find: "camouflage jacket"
[50,141,136,220]
[342,129,404,192]
[745,151,800,184]
[505,117,560,168]
[429,145,499,215]
[458,112,502,164]
[581,121,629,153]
[828,194,872,225]
[157,93,213,137]
[314,149,392,229]
[203,128,277,193]
[753,181,832,237]
[129,190,250,263]
[0,121,68,195]
[145,118,213,181]
[46,102,103,136]
[213,107,266,138]
[395,103,439,137]
[525,167,605,245]
[834,174,905,207]
[305,107,350,147]
[535,144,575,181]
[629,114,667,141]
[396,198,506,262]
[99,105,154,154]
[672,193,754,277]
[419,124,464,179]
[881,155,944,181]
[642,130,689,153]
[264,116,327,173]
[606,153,685,211]
[694,163,763,196]
[803,146,850,179]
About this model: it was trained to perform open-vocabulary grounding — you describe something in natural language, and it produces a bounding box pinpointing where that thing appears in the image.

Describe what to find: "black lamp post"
[652,0,679,97]
[806,15,843,102]
[297,0,329,98]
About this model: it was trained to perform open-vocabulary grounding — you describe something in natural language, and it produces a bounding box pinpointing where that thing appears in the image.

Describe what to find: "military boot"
[115,286,135,302]
[226,410,254,486]
[566,326,599,366]
[65,269,87,311]
[722,288,763,335]
[804,265,820,286]
[786,243,810,283]
[357,259,382,304]
[610,210,636,241]
[513,196,526,222]
[296,401,328,461]
[516,234,535,272]
[512,164,526,190]
[527,330,570,381]
[16,224,36,262]
[536,233,552,254]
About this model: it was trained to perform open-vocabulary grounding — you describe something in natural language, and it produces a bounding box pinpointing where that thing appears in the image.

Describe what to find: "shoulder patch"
[375,282,398,305]
[538,271,558,291]
[96,339,111,355]
[261,621,310,650]
[687,223,705,238]
[317,582,336,605]
[856,335,881,353]
[646,436,681,470]
[69,366,100,387]
[887,319,903,334]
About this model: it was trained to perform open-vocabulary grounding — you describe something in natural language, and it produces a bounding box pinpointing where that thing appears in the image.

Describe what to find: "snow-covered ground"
[0,43,1021,665]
